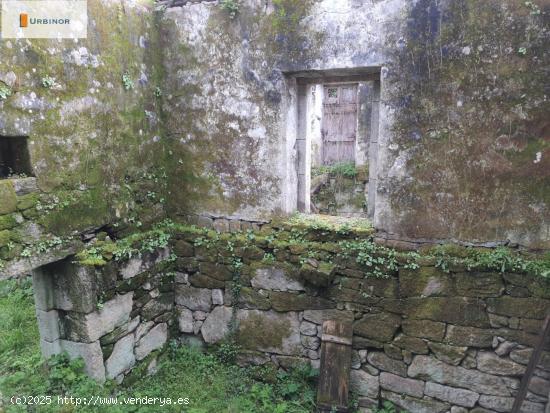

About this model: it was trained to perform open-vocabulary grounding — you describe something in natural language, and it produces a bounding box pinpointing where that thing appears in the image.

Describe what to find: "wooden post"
[317,319,353,413]
[512,314,550,413]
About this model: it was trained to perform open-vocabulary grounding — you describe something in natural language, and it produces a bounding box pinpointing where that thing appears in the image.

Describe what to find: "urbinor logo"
[18,13,70,28]
[2,1,87,39]
[19,13,28,27]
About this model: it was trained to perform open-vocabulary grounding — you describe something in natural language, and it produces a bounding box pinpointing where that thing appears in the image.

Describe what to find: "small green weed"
[220,0,239,19]
[41,76,55,88]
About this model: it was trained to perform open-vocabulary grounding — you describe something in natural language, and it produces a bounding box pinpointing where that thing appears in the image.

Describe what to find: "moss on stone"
[0,181,17,215]
[237,311,291,351]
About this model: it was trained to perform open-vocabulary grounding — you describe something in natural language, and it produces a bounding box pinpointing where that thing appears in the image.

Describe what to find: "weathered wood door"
[321,84,358,165]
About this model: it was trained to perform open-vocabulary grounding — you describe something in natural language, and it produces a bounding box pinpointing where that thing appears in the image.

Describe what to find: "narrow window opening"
[0,136,33,178]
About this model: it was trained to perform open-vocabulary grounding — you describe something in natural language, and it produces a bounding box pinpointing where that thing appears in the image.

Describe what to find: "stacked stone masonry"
[33,228,550,412]
[32,247,172,383]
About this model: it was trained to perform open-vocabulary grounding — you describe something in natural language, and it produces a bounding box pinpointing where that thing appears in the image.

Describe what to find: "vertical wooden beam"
[512,314,550,413]
[317,320,353,413]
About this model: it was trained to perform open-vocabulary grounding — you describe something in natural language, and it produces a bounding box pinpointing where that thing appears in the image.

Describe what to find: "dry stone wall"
[32,247,173,383]
[32,226,550,412]
[170,229,550,413]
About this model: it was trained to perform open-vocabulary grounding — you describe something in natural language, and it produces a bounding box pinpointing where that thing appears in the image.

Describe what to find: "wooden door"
[321,84,358,165]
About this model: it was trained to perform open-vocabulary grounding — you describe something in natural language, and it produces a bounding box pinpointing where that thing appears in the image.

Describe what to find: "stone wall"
[32,247,173,383]
[160,0,550,249]
[31,224,550,411]
[0,0,168,279]
[169,227,550,413]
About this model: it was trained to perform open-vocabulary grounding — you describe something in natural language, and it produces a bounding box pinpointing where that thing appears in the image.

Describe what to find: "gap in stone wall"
[0,136,33,179]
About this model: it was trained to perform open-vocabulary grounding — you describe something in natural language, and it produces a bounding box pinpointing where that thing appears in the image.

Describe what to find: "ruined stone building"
[0,0,549,412]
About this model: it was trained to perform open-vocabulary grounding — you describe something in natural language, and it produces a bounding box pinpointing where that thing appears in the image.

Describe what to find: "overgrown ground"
[0,278,319,413]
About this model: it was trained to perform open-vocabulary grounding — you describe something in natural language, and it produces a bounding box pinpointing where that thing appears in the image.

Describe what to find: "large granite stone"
[251,267,304,291]
[61,292,133,342]
[380,372,424,398]
[59,340,105,382]
[424,382,479,407]
[381,390,449,413]
[175,285,211,311]
[402,319,446,341]
[408,355,510,396]
[236,310,301,355]
[367,352,407,377]
[476,352,526,376]
[105,334,135,379]
[382,297,490,328]
[445,325,494,347]
[487,297,550,319]
[135,323,168,360]
[270,292,334,311]
[350,369,380,399]
[201,306,232,343]
[354,313,401,342]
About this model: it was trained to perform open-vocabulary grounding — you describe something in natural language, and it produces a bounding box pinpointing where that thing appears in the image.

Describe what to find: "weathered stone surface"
[302,309,353,325]
[270,292,334,311]
[327,286,381,306]
[301,335,320,350]
[189,273,225,289]
[135,321,154,342]
[61,293,133,342]
[173,240,194,257]
[237,310,301,355]
[383,297,490,328]
[120,249,170,280]
[408,355,510,396]
[476,352,526,376]
[212,289,223,305]
[445,325,494,347]
[11,177,37,196]
[299,260,336,287]
[399,267,452,297]
[201,306,232,343]
[177,307,194,333]
[105,334,135,379]
[141,293,174,320]
[402,319,446,341]
[199,262,232,281]
[353,336,384,350]
[428,342,468,366]
[36,309,60,342]
[379,372,424,398]
[235,287,271,310]
[424,382,479,407]
[0,181,17,215]
[100,316,140,346]
[135,323,168,361]
[51,265,99,313]
[367,352,407,377]
[393,334,428,354]
[175,285,211,311]
[350,369,380,399]
[381,390,449,413]
[528,376,550,397]
[384,344,403,360]
[478,395,544,413]
[59,340,105,382]
[487,297,550,319]
[354,313,401,342]
[339,276,398,298]
[299,321,317,336]
[251,267,304,291]
[454,272,504,298]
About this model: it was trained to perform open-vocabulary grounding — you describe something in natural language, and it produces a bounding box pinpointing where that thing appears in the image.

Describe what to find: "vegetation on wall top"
[74,217,550,281]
